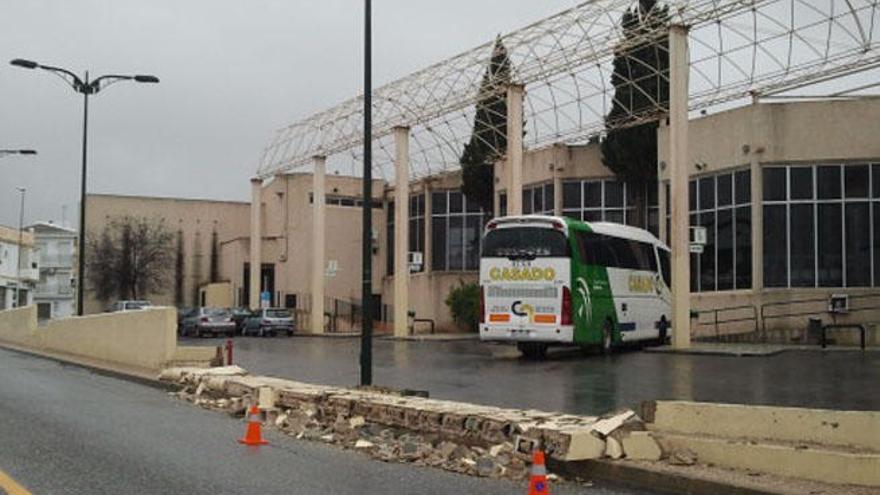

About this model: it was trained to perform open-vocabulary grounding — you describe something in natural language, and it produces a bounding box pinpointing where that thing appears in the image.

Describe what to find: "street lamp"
[0,149,37,158]
[14,187,26,308]
[360,0,373,386]
[10,58,159,315]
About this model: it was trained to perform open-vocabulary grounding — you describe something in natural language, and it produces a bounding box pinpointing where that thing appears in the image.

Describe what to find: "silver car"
[243,308,295,337]
[180,308,236,338]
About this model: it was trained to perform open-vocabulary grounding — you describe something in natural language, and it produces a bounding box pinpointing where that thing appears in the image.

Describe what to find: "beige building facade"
[84,97,880,340]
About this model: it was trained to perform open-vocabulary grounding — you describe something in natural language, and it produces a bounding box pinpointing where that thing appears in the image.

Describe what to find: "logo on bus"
[489,266,556,282]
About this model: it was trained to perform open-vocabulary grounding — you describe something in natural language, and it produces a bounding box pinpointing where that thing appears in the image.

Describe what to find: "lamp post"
[360,0,373,386]
[14,187,26,308]
[10,58,159,316]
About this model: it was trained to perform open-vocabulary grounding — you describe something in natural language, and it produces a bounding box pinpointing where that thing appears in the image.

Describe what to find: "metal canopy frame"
[257,0,880,182]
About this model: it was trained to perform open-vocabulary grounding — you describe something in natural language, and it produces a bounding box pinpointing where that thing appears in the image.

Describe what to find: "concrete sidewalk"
[645,342,879,357]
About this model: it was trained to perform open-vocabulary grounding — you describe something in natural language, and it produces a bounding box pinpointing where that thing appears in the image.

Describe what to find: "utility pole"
[360,0,374,386]
[15,187,26,308]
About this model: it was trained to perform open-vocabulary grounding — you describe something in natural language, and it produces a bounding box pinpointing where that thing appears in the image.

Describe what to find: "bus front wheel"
[518,343,548,360]
[601,320,614,355]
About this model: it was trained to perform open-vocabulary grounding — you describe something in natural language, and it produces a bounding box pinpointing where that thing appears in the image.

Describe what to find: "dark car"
[242,308,295,337]
[230,308,252,335]
[180,308,236,338]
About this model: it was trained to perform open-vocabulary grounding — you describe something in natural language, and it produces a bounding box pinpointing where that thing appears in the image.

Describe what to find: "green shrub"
[445,280,481,332]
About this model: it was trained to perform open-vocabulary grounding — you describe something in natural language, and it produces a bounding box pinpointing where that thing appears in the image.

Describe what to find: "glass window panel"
[763,205,788,287]
[699,211,716,291]
[790,167,814,200]
[626,209,641,227]
[763,168,786,201]
[717,174,732,207]
[499,192,507,217]
[817,203,843,286]
[874,203,880,286]
[844,165,869,199]
[583,210,601,222]
[465,215,481,270]
[387,209,394,276]
[625,182,635,206]
[605,210,624,224]
[735,170,751,205]
[465,194,481,213]
[874,165,880,198]
[789,204,815,287]
[605,181,624,207]
[449,192,463,213]
[817,166,841,199]
[432,192,447,214]
[408,218,418,253]
[447,216,464,270]
[735,206,752,289]
[690,213,699,291]
[845,202,870,287]
[562,182,581,209]
[689,180,697,211]
[584,182,602,208]
[716,209,734,290]
[522,189,533,214]
[665,183,671,215]
[431,217,446,271]
[563,209,581,221]
[648,209,659,238]
[699,177,715,210]
[648,183,658,206]
[544,183,555,213]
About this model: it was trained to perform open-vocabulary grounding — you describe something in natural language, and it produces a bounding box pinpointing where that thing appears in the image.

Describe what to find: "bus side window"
[658,248,671,286]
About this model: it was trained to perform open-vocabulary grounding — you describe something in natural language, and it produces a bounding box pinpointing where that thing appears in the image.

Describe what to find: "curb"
[0,343,176,391]
[551,459,776,495]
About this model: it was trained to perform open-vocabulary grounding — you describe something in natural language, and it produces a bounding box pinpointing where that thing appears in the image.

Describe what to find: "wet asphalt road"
[195,336,880,416]
[0,347,651,495]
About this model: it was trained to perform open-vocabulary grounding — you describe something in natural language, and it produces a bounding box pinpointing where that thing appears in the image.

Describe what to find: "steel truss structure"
[257,0,880,182]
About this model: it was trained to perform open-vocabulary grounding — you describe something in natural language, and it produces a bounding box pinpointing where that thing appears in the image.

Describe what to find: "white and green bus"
[479,215,671,358]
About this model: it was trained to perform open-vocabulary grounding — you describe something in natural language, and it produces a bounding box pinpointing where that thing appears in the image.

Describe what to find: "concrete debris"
[592,410,635,437]
[622,431,663,461]
[162,365,655,481]
[605,436,624,459]
[668,449,698,466]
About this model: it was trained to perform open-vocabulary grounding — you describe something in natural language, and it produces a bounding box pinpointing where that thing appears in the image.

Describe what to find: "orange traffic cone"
[238,405,269,446]
[528,450,550,495]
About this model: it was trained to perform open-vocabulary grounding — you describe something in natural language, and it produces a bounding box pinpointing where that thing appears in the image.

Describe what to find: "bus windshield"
[482,227,569,259]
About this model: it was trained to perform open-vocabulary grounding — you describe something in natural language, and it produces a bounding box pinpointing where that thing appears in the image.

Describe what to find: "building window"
[499,192,507,217]
[409,194,425,273]
[523,183,555,215]
[763,163,880,288]
[386,202,394,276]
[562,179,659,235]
[309,193,382,208]
[431,190,491,271]
[683,170,752,292]
[386,194,426,276]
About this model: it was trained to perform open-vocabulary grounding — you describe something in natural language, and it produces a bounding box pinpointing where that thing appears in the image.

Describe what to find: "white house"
[0,224,39,310]
[29,222,77,319]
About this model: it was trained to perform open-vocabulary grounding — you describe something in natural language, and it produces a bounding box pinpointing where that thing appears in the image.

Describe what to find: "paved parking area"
[189,336,880,416]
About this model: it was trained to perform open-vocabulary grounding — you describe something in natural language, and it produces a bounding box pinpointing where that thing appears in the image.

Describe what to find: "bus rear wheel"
[518,343,548,360]
[601,320,614,355]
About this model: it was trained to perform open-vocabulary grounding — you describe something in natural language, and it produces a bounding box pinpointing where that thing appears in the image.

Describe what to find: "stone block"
[622,431,663,461]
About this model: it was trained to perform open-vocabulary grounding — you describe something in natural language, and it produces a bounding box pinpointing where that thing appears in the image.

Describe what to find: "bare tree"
[87,216,174,302]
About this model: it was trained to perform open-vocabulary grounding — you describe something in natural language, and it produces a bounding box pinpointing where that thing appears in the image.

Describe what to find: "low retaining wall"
[0,305,214,374]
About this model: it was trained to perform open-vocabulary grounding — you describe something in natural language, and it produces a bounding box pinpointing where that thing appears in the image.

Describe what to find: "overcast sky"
[0,0,581,228]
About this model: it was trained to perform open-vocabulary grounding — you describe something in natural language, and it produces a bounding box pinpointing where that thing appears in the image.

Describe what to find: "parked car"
[107,300,152,312]
[230,308,252,335]
[180,307,236,338]
[242,308,295,337]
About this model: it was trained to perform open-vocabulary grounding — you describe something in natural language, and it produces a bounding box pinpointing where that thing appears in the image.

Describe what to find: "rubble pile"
[161,366,671,478]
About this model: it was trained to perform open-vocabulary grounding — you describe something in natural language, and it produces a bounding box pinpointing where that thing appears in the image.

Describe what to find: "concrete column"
[249,177,263,310]
[311,156,326,334]
[507,84,525,216]
[749,97,764,293]
[393,127,410,338]
[658,174,668,244]
[669,25,691,349]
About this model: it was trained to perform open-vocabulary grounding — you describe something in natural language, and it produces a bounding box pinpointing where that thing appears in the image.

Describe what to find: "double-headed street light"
[10,58,159,315]
[0,149,37,158]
